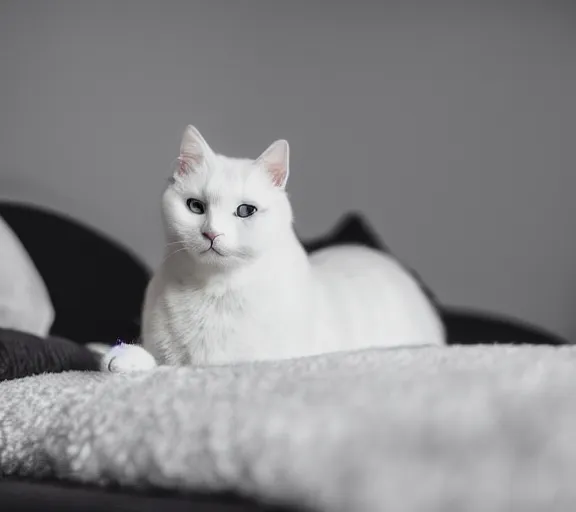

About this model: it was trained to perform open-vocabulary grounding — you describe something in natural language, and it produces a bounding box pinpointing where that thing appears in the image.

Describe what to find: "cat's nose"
[202,231,220,242]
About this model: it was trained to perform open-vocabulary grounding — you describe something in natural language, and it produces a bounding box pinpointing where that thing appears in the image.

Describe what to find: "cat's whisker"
[162,246,190,264]
[165,240,190,247]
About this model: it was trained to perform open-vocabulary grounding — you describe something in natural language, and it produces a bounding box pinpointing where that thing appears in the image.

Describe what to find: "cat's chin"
[195,248,235,266]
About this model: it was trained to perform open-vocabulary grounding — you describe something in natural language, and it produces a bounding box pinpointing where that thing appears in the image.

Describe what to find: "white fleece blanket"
[1,344,576,511]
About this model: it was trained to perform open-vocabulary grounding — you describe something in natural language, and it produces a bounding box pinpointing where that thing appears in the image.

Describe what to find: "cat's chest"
[146,266,317,364]
[158,280,306,363]
[163,282,275,341]
[165,284,244,325]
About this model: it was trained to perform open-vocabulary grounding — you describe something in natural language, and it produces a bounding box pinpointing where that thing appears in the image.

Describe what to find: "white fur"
[140,126,445,368]
[101,343,158,373]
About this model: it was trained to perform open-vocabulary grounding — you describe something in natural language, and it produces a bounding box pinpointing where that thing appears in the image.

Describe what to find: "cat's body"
[144,244,444,366]
[141,126,444,367]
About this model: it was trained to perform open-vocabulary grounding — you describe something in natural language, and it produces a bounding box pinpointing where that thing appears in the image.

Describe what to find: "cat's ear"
[177,125,212,175]
[255,140,289,189]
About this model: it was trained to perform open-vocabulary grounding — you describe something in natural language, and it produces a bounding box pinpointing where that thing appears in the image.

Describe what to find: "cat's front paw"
[101,343,157,373]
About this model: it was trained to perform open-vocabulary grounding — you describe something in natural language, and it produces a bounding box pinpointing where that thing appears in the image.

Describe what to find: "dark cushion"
[0,328,99,382]
[0,478,290,512]
[441,308,568,346]
[0,201,150,345]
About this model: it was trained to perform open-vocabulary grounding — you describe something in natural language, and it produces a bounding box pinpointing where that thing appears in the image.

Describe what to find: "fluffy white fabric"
[1,344,576,511]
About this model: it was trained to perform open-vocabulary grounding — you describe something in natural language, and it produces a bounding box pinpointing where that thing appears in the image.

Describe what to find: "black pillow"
[441,308,569,346]
[0,201,150,345]
[0,328,99,382]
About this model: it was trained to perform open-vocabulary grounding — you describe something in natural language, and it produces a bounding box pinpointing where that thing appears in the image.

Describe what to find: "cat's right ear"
[255,139,290,189]
[177,125,212,176]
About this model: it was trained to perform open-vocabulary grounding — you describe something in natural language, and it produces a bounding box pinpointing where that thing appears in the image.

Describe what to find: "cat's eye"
[186,198,206,215]
[236,204,257,218]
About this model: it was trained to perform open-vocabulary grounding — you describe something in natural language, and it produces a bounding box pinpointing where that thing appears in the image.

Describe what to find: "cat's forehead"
[178,155,271,200]
[210,155,256,185]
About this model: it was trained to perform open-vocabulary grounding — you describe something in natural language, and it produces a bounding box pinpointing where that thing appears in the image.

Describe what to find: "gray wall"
[1,1,575,339]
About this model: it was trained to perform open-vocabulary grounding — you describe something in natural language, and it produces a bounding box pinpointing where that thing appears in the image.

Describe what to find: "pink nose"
[202,231,220,241]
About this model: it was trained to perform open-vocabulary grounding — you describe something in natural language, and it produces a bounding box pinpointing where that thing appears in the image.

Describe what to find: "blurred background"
[1,0,575,339]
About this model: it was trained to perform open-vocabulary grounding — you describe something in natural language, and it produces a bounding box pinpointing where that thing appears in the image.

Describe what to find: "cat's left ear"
[177,125,213,176]
[255,140,289,189]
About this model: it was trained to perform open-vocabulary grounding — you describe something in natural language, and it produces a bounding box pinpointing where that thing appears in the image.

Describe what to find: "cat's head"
[162,125,293,270]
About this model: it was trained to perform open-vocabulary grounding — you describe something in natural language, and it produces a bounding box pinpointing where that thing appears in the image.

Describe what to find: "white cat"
[127,125,445,370]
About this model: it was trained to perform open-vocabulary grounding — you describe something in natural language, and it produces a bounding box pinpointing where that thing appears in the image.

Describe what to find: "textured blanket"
[1,344,576,512]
